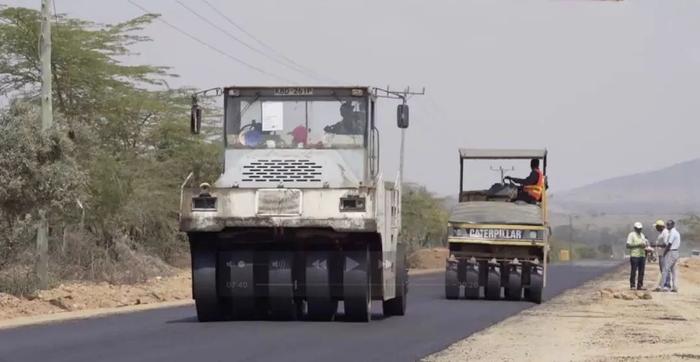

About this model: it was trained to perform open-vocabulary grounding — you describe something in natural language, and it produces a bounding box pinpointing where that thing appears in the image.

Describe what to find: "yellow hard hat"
[655,220,665,227]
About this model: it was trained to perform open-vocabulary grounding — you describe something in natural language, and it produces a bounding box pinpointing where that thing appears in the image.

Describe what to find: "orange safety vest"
[523,168,544,201]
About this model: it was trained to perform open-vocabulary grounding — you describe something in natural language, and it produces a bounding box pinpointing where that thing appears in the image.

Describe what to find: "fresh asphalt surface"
[0,261,620,362]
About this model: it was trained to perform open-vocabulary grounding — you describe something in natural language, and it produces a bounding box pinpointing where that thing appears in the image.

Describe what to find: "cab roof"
[221,86,373,98]
[459,148,547,160]
[222,86,371,91]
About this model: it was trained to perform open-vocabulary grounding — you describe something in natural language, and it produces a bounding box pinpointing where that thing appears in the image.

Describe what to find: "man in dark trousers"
[505,159,545,203]
[627,222,649,290]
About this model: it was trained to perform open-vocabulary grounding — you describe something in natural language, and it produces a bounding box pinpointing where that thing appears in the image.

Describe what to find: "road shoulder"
[423,258,700,362]
[0,268,440,329]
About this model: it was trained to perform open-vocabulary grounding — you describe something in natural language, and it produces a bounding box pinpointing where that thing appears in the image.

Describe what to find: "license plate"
[256,189,302,215]
[273,87,313,96]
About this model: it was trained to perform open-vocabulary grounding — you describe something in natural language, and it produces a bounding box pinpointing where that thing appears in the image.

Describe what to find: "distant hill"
[552,158,700,215]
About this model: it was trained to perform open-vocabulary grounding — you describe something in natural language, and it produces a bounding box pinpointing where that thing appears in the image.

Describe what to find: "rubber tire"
[223,250,256,320]
[343,246,372,322]
[445,263,460,300]
[505,267,522,301]
[306,251,337,321]
[485,266,501,300]
[383,244,407,316]
[191,241,227,322]
[464,264,480,300]
[527,269,544,304]
[268,251,296,320]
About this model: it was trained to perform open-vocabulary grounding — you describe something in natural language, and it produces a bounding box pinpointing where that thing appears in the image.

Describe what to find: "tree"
[0,7,169,122]
[0,7,221,281]
[400,183,450,249]
[0,102,83,266]
[680,215,700,245]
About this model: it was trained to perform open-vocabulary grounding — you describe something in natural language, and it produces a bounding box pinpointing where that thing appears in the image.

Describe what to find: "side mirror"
[190,104,202,134]
[397,104,409,129]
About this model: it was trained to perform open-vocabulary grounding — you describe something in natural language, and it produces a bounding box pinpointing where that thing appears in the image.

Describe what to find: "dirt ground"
[425,258,700,362]
[408,247,448,269]
[0,271,192,321]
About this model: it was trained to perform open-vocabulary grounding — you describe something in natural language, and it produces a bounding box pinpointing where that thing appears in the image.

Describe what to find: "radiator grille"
[241,159,323,183]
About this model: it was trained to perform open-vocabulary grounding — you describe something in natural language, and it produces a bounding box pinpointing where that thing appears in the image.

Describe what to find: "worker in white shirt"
[653,220,671,289]
[626,222,649,290]
[655,220,681,292]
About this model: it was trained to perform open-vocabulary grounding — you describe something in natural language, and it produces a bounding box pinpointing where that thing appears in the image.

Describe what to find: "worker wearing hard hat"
[655,220,682,292]
[626,222,649,290]
[653,220,671,289]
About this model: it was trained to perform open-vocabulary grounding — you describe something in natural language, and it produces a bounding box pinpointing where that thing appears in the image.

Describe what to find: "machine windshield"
[225,96,367,149]
[460,159,545,204]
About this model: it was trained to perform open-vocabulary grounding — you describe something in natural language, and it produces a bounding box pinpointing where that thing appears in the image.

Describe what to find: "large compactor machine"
[445,149,549,303]
[180,86,410,321]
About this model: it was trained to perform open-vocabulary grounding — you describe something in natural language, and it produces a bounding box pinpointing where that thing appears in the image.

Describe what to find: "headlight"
[450,227,467,237]
[193,183,216,210]
[339,196,365,212]
[192,195,216,210]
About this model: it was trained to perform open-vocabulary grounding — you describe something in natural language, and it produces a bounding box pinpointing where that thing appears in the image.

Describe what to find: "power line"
[127,0,295,84]
[176,0,324,84]
[199,0,340,85]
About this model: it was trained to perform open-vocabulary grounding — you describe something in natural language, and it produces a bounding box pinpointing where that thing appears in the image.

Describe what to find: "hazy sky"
[6,0,700,195]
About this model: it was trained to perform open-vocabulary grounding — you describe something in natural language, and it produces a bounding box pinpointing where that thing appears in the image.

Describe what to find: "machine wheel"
[220,250,256,319]
[485,265,501,300]
[305,251,337,321]
[343,246,372,322]
[505,266,522,301]
[383,244,407,316]
[268,251,296,320]
[464,263,480,299]
[526,267,544,304]
[445,261,460,300]
[191,242,227,322]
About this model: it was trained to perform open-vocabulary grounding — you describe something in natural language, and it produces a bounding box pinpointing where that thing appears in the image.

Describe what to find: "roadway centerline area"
[0,261,619,362]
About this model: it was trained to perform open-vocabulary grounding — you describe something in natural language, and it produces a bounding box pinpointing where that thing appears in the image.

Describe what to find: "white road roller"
[180,86,411,322]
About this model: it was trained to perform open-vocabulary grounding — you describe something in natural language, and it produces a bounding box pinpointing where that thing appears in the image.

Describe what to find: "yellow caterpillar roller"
[445,148,550,303]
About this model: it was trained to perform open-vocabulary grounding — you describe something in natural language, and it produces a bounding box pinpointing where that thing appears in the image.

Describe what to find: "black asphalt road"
[0,261,619,362]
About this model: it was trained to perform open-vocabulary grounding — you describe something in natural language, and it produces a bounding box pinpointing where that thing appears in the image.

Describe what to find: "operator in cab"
[505,159,545,204]
[323,101,364,135]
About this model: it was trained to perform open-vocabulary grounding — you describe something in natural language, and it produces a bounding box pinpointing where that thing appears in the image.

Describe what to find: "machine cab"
[213,86,377,190]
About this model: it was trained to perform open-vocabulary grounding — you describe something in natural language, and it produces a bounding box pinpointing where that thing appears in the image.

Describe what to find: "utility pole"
[37,0,53,289]
[568,214,574,263]
[40,0,53,129]
[372,86,425,240]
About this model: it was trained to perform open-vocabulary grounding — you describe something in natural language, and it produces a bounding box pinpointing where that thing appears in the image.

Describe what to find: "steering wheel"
[238,123,263,147]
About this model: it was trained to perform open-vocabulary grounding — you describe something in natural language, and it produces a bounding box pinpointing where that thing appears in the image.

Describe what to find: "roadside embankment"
[408,247,448,269]
[0,271,192,328]
[424,257,700,362]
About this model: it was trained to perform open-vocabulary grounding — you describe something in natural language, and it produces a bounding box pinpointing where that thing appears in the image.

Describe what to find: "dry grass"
[0,230,179,297]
